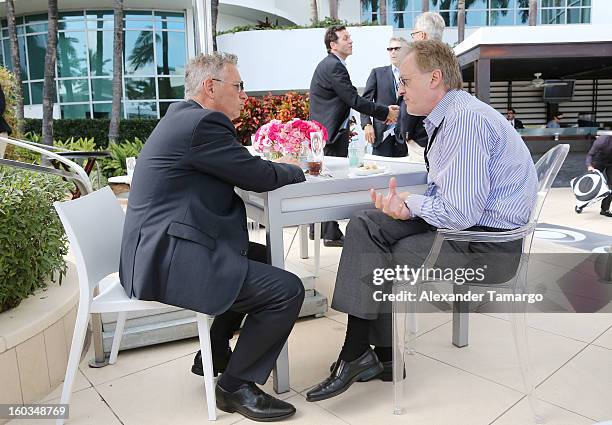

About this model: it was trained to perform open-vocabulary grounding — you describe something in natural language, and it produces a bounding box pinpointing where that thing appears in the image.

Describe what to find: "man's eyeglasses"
[398,77,409,87]
[212,78,245,92]
[386,46,402,52]
[410,30,424,39]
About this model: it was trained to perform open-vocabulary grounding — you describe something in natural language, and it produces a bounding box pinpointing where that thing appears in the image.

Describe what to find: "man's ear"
[430,69,443,89]
[202,78,214,98]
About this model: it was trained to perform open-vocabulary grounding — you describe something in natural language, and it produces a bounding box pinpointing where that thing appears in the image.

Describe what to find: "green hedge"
[23,118,159,149]
[0,167,70,312]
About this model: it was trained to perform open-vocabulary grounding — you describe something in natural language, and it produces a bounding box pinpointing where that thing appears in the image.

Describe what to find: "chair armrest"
[436,223,536,243]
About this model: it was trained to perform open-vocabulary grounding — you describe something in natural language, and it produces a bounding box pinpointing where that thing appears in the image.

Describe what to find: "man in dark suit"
[507,108,525,129]
[309,25,399,246]
[360,37,408,157]
[119,52,305,422]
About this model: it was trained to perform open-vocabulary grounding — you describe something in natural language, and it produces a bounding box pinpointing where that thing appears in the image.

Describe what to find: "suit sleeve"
[330,62,389,122]
[188,112,305,192]
[360,69,377,128]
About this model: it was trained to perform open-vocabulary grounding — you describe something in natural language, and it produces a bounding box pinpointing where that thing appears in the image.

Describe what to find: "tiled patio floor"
[14,188,612,425]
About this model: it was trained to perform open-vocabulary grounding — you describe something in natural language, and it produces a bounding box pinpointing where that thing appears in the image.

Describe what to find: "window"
[0,9,187,119]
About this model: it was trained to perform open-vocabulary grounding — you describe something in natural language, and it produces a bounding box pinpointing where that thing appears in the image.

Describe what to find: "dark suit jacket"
[0,85,12,134]
[395,100,428,148]
[511,118,524,129]
[119,100,305,315]
[360,65,400,149]
[309,54,389,157]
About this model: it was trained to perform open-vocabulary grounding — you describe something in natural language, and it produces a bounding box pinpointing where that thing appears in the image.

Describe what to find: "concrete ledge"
[0,260,79,412]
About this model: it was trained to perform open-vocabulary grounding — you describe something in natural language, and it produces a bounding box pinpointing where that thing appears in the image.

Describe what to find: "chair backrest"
[53,186,125,297]
[529,144,570,224]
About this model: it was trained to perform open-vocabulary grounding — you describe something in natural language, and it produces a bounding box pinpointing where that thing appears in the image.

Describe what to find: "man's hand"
[370,177,412,220]
[385,105,400,124]
[364,124,375,144]
[274,155,300,166]
[587,166,595,172]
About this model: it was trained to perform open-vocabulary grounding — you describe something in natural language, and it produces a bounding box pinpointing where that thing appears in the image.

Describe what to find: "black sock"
[218,373,248,393]
[339,315,371,362]
[374,346,392,363]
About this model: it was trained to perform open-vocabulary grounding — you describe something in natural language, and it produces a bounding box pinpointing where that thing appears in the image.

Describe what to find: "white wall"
[217,25,394,93]
[217,13,256,32]
[591,0,612,25]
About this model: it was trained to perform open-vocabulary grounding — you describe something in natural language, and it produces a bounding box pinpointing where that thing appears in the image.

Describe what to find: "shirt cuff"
[405,194,427,218]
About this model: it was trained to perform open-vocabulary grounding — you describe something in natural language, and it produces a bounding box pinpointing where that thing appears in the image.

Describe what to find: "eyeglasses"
[398,77,409,87]
[410,30,424,39]
[386,46,402,52]
[212,78,245,92]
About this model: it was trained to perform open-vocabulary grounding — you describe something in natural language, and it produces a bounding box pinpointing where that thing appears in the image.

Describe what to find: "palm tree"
[109,0,123,144]
[529,0,538,26]
[422,0,429,12]
[128,31,158,72]
[212,0,219,51]
[311,0,319,23]
[6,0,23,133]
[391,0,408,27]
[457,0,466,42]
[42,0,58,146]
[329,0,339,20]
[379,0,387,25]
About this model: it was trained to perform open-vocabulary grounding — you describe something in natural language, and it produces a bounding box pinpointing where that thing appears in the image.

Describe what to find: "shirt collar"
[423,90,460,135]
[333,53,347,67]
[392,65,399,75]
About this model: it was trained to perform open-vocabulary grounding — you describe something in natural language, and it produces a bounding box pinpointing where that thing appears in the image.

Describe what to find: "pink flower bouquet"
[252,118,328,157]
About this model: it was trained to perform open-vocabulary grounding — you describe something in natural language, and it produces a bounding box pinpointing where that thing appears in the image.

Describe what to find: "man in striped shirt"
[306,40,538,403]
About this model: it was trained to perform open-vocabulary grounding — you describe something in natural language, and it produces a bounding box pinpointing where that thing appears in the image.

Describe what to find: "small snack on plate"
[359,163,378,170]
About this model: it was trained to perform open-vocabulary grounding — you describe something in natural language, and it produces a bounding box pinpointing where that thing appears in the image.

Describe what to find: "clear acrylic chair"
[392,144,570,424]
[54,187,217,424]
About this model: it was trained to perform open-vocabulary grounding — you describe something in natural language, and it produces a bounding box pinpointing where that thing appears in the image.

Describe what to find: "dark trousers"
[372,135,408,158]
[209,242,304,384]
[595,165,612,211]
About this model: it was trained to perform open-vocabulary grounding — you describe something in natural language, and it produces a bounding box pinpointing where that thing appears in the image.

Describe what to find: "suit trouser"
[210,242,304,384]
[331,210,521,347]
[595,165,612,211]
[372,135,408,158]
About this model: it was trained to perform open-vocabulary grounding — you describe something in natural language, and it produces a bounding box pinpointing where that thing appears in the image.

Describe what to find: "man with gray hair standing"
[360,37,409,157]
[120,52,305,421]
[396,11,446,163]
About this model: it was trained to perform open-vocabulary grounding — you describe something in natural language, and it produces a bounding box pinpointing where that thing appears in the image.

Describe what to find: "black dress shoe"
[329,360,403,382]
[191,348,231,377]
[323,237,344,247]
[216,382,296,422]
[306,347,383,402]
[601,210,612,217]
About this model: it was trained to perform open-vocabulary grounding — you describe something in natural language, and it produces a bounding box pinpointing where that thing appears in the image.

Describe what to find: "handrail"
[0,136,93,195]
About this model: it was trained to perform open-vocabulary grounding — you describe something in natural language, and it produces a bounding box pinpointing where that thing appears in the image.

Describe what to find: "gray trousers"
[331,210,521,347]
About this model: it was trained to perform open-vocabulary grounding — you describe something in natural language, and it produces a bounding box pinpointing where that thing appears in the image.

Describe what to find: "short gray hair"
[414,12,445,41]
[389,36,409,46]
[184,52,238,99]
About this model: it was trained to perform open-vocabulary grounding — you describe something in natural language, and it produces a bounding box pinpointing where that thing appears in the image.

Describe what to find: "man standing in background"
[309,25,399,246]
[506,108,525,129]
[395,12,446,163]
[361,37,409,157]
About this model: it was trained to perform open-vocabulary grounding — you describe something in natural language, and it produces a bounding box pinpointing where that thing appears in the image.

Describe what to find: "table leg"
[299,224,309,259]
[452,285,470,348]
[267,217,290,394]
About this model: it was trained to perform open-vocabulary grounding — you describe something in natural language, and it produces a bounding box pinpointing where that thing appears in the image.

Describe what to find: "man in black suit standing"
[309,25,399,246]
[360,37,409,157]
[507,108,525,129]
[120,52,306,422]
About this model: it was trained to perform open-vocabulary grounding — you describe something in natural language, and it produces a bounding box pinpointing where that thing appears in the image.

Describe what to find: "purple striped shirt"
[405,90,538,230]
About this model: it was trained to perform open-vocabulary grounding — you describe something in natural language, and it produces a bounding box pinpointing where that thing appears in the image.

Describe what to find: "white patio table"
[236,151,427,393]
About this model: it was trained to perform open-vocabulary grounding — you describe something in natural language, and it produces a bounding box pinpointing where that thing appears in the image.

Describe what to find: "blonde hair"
[184,52,238,99]
[405,40,462,90]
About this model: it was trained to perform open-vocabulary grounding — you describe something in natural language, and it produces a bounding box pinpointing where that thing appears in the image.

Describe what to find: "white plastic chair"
[392,144,570,424]
[54,186,217,424]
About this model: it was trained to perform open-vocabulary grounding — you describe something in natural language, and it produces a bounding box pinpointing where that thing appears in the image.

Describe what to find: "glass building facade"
[361,0,592,29]
[0,9,188,119]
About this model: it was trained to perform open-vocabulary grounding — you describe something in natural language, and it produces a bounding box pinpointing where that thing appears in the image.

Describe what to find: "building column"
[474,58,491,104]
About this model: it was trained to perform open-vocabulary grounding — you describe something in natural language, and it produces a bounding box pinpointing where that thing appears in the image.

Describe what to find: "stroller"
[570,169,612,214]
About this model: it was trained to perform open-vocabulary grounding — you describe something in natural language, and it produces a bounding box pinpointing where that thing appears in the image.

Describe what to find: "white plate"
[352,165,387,176]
